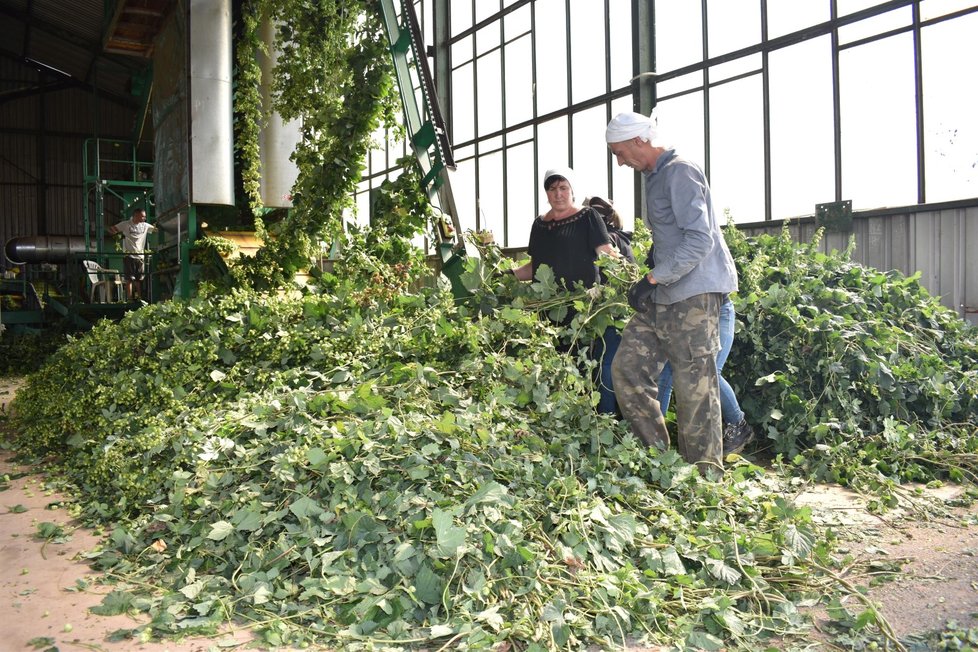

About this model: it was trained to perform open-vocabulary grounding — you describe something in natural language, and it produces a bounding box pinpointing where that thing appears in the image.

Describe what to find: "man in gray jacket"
[606,111,739,475]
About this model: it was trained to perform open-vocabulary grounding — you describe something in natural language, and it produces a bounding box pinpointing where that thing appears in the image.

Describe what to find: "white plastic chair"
[82,260,123,303]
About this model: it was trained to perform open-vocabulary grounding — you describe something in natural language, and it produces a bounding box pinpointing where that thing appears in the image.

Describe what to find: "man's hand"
[627,275,656,312]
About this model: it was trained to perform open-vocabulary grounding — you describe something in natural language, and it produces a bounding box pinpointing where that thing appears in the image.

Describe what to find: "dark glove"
[627,276,656,312]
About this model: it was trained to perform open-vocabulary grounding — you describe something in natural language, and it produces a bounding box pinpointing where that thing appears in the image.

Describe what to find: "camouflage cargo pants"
[611,292,724,474]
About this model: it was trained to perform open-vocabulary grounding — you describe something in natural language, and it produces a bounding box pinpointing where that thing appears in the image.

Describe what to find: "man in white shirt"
[108,208,157,301]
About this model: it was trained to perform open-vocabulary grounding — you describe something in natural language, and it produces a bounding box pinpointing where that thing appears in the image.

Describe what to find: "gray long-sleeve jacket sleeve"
[642,149,738,304]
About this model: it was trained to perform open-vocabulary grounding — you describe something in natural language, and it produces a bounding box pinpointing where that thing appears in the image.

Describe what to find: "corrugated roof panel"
[94,94,138,136]
[0,132,39,265]
[32,0,103,44]
[44,135,85,186]
[0,0,141,101]
[45,87,98,134]
[0,15,27,58]
[27,29,95,83]
[0,51,37,86]
[962,207,978,325]
[45,185,86,231]
[0,93,40,132]
[0,133,38,184]
[89,59,141,104]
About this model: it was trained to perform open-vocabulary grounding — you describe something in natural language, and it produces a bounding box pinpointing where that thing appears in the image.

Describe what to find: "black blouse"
[527,207,611,289]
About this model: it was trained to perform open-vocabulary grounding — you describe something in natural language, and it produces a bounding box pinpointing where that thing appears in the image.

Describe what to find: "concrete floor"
[0,452,251,652]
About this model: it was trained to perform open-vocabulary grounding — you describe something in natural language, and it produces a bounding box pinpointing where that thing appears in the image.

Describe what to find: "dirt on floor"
[793,481,978,647]
[0,377,254,652]
[2,375,977,651]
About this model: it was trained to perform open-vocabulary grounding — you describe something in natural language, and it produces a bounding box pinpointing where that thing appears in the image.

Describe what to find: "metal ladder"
[377,0,471,297]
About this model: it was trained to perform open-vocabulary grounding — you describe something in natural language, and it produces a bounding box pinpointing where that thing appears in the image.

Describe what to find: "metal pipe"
[4,236,90,265]
[258,17,300,208]
[188,0,234,206]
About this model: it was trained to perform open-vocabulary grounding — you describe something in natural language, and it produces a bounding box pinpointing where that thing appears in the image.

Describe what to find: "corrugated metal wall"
[738,203,978,326]
[1,55,136,267]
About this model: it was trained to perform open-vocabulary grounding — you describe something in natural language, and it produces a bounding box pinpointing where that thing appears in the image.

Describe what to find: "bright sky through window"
[362,1,977,249]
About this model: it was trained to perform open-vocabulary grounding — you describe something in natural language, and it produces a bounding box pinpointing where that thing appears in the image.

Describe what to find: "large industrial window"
[361,0,637,248]
[921,9,978,202]
[361,0,978,248]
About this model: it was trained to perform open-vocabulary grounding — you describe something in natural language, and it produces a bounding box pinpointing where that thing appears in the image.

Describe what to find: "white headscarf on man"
[605,111,660,144]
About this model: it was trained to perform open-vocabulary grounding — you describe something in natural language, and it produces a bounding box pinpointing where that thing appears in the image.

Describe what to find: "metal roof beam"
[0,4,149,74]
[0,46,138,109]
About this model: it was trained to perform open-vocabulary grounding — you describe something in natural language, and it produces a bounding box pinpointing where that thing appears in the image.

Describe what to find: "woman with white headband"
[604,111,744,476]
[512,166,621,413]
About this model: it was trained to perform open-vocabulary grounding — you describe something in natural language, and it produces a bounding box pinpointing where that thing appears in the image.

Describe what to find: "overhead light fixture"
[24,56,72,79]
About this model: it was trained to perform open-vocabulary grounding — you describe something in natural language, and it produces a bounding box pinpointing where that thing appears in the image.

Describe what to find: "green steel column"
[433,0,451,131]
[95,180,105,259]
[633,1,656,222]
[83,140,91,254]
[634,1,656,116]
[175,205,198,300]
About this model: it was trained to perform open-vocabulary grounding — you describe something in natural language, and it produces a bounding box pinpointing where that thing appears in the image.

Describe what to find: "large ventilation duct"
[258,18,301,209]
[188,0,234,206]
[152,0,234,213]
[4,236,89,265]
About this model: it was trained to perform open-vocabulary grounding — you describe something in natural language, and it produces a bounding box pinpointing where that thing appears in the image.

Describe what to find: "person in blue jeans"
[585,195,636,416]
[656,295,754,454]
[593,327,622,414]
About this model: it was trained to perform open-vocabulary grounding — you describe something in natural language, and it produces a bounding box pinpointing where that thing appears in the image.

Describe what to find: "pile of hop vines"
[7,224,977,650]
[723,225,978,506]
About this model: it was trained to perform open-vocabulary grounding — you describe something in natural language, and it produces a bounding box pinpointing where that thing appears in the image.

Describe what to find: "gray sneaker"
[723,418,754,455]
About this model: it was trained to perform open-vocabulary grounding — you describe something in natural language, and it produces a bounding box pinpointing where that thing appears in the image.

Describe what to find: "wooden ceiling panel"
[103,0,171,58]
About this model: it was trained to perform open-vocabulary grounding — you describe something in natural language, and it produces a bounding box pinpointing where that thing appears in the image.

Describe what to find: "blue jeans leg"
[597,326,622,414]
[658,361,674,417]
[716,298,744,424]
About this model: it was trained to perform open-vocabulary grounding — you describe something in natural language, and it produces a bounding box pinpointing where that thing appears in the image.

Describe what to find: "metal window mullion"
[649,0,917,86]
[499,0,510,245]
[434,0,452,136]
[492,14,533,241]
[634,0,655,114]
[531,0,540,220]
[761,0,772,221]
[565,0,574,166]
[450,0,532,43]
[433,0,458,251]
[831,0,843,203]
[702,0,710,180]
[465,90,634,146]
[37,78,47,237]
[604,0,613,195]
[913,0,925,204]
[470,0,481,233]
[634,0,655,221]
